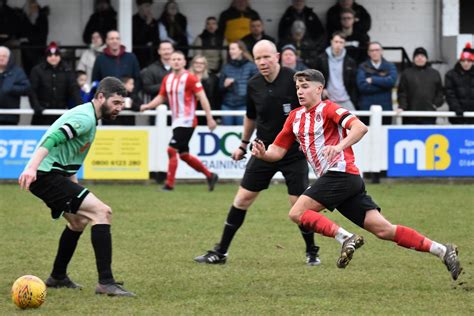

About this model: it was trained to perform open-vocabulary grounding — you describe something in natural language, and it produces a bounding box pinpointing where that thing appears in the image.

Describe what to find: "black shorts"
[240,155,309,196]
[303,171,380,228]
[29,172,90,220]
[169,127,194,153]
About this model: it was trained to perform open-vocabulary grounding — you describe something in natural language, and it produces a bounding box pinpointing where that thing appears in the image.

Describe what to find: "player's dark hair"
[293,69,326,86]
[94,76,127,99]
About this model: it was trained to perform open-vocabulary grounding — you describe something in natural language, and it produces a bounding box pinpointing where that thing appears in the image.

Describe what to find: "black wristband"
[238,146,247,153]
[241,140,250,144]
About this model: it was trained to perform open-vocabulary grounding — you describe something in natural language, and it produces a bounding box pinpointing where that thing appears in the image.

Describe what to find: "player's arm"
[140,94,166,111]
[18,128,69,190]
[195,90,217,131]
[70,174,79,184]
[252,139,287,162]
[323,118,368,162]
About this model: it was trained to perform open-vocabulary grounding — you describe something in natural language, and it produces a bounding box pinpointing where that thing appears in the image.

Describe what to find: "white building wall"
[9,0,442,61]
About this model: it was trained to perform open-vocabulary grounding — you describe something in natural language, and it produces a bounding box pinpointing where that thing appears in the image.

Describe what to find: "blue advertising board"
[388,128,474,177]
[0,129,85,179]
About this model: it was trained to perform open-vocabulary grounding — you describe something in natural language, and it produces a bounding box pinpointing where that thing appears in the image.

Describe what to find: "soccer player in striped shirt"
[141,51,218,191]
[19,77,135,296]
[251,69,462,280]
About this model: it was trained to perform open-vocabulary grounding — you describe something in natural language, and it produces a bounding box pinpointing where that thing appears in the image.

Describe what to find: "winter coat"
[445,62,474,124]
[315,49,358,106]
[278,6,325,42]
[82,9,117,44]
[326,2,371,36]
[219,58,257,107]
[218,6,260,43]
[92,45,142,92]
[191,30,227,73]
[76,45,105,86]
[398,65,443,111]
[356,58,397,111]
[29,61,82,125]
[132,13,160,68]
[140,60,171,96]
[0,61,31,124]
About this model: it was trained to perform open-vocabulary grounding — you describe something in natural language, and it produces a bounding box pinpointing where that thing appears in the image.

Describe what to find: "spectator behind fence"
[219,41,257,125]
[75,70,94,104]
[445,44,474,125]
[339,8,369,64]
[241,18,275,54]
[0,1,23,66]
[141,40,173,98]
[279,20,322,69]
[191,17,227,74]
[29,42,82,125]
[105,75,142,126]
[218,0,260,44]
[133,0,160,68]
[158,1,191,57]
[77,31,104,86]
[0,46,31,125]
[356,41,397,125]
[82,0,116,44]
[278,0,325,44]
[19,0,49,76]
[397,47,443,125]
[326,0,371,37]
[280,44,308,71]
[92,30,141,94]
[189,55,221,125]
[315,32,357,111]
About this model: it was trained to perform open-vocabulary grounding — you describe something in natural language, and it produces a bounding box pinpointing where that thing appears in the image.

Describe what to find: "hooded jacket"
[91,45,142,92]
[316,47,358,106]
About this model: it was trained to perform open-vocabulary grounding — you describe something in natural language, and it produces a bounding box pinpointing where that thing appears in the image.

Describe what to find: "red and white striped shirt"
[274,100,360,177]
[159,70,203,128]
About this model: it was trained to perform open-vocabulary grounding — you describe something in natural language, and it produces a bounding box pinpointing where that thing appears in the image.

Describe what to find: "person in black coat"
[82,0,117,44]
[339,7,369,64]
[29,42,82,125]
[19,0,49,76]
[158,1,189,56]
[0,46,31,125]
[397,47,444,125]
[278,0,325,44]
[241,18,275,55]
[445,47,474,124]
[133,0,160,68]
[326,0,371,36]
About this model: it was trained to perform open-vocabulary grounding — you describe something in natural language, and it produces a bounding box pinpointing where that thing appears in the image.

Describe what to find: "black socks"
[216,205,247,254]
[91,224,115,284]
[51,226,83,280]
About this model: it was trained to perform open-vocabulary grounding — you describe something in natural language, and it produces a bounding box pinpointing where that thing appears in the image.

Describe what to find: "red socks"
[393,225,432,252]
[180,153,211,178]
[166,147,178,188]
[300,210,339,237]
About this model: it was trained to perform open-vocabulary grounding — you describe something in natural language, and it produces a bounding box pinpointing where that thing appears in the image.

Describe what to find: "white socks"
[429,241,447,259]
[335,227,352,244]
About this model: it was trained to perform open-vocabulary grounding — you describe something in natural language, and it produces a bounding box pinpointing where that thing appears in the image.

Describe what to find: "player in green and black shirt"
[19,77,135,297]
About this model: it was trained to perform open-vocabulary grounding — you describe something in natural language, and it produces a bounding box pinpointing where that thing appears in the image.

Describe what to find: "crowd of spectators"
[0,0,473,126]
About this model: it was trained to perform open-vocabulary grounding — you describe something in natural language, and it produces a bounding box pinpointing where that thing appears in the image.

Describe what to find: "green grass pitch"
[0,182,473,315]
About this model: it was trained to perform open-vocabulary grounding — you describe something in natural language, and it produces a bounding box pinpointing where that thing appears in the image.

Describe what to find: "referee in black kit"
[194,40,320,265]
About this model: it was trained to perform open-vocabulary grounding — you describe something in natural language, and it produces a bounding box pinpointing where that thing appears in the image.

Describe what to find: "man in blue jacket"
[0,46,31,125]
[92,30,141,94]
[356,41,397,125]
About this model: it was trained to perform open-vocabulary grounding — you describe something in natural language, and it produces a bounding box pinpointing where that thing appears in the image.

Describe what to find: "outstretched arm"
[140,94,166,111]
[18,147,48,190]
[251,139,287,162]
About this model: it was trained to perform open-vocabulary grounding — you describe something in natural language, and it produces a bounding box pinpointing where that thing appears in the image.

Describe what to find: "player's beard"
[100,99,118,120]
